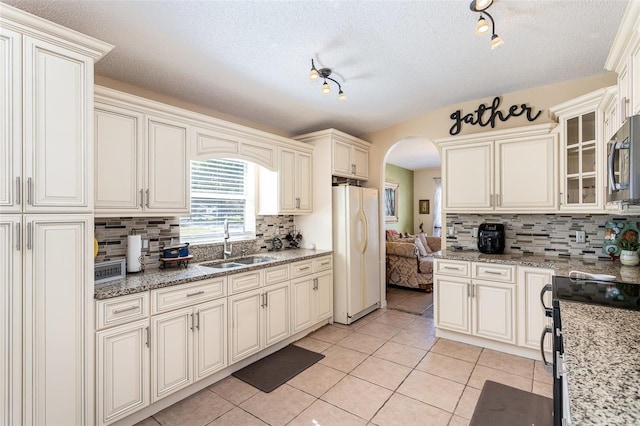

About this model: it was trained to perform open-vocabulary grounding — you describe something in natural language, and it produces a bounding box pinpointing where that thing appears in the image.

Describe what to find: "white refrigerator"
[332,185,380,324]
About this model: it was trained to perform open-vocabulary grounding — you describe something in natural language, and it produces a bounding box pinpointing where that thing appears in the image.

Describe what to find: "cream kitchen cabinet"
[0,25,109,213]
[434,260,516,344]
[439,124,558,212]
[294,128,371,181]
[517,267,553,352]
[550,87,613,212]
[291,256,333,333]
[258,147,312,215]
[94,89,190,216]
[228,281,290,364]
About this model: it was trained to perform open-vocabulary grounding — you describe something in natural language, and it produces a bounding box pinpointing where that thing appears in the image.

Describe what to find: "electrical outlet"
[576,230,586,243]
[447,226,455,237]
[472,227,479,238]
[142,239,149,250]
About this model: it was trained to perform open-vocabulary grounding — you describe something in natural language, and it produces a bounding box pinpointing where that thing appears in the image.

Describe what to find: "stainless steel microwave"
[607,114,640,203]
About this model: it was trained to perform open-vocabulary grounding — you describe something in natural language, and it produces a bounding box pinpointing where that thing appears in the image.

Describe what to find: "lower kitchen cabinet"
[518,267,554,352]
[229,282,290,364]
[151,298,227,402]
[434,275,471,334]
[291,271,333,333]
[96,319,150,426]
[472,280,516,344]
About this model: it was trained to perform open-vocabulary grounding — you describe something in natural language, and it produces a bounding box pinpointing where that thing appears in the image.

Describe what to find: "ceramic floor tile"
[240,384,315,425]
[292,336,332,353]
[396,370,465,412]
[534,360,554,384]
[532,380,553,398]
[206,407,267,426]
[309,325,352,344]
[453,386,481,419]
[209,376,260,405]
[356,321,403,340]
[371,393,451,426]
[350,356,412,390]
[448,414,471,426]
[403,316,435,333]
[153,389,233,426]
[390,329,437,351]
[320,375,393,421]
[134,417,161,426]
[287,363,346,397]
[336,331,387,354]
[467,364,533,392]
[371,312,417,329]
[415,352,475,384]
[288,399,367,426]
[430,339,482,363]
[372,341,427,368]
[477,348,535,379]
[318,345,368,373]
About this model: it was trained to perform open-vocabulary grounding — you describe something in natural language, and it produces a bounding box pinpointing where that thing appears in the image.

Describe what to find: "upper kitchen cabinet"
[0,14,113,214]
[549,87,614,212]
[294,128,371,181]
[94,87,190,216]
[437,124,558,213]
[605,2,640,123]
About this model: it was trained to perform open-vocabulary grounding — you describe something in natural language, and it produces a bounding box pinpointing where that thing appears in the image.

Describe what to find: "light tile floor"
[136,286,552,426]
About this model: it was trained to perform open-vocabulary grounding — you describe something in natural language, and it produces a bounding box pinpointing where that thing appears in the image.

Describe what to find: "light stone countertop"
[94,249,332,300]
[559,301,640,425]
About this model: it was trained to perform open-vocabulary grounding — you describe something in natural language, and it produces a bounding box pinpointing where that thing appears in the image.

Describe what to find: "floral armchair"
[385,231,442,292]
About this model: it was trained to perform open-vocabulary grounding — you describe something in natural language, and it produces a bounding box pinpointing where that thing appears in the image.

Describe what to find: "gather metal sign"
[449,96,542,136]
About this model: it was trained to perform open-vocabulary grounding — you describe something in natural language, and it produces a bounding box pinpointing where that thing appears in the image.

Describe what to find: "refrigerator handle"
[356,209,368,254]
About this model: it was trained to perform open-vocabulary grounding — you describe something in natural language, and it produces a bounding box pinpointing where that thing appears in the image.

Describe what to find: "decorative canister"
[620,250,640,266]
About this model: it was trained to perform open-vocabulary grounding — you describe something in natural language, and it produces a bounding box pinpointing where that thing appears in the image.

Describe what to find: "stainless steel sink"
[200,261,244,269]
[200,256,274,269]
[235,256,275,265]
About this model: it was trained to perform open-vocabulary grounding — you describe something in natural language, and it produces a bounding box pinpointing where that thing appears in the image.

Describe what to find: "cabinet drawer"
[472,263,515,283]
[291,260,313,278]
[96,292,149,330]
[313,256,333,273]
[228,270,263,295]
[264,264,290,285]
[434,259,470,277]
[152,277,226,314]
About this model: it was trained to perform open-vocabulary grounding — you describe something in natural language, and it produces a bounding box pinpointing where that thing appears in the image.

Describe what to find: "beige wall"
[413,167,440,235]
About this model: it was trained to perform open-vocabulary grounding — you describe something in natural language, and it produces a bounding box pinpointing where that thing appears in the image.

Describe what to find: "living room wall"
[385,163,413,233]
[413,167,440,235]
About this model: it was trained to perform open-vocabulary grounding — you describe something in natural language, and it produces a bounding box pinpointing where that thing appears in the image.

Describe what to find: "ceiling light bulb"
[472,0,493,11]
[338,90,346,101]
[321,81,331,95]
[309,68,319,80]
[491,33,504,50]
[476,16,489,35]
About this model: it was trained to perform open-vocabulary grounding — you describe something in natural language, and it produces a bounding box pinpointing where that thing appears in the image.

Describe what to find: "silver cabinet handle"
[472,283,476,298]
[145,189,150,208]
[139,189,144,208]
[443,266,460,270]
[497,193,501,207]
[490,193,494,207]
[264,292,268,308]
[113,305,138,314]
[320,261,330,266]
[15,223,21,251]
[145,326,150,348]
[299,266,310,271]
[15,177,20,205]
[559,192,563,206]
[195,311,200,330]
[186,290,205,297]
[295,197,300,209]
[467,283,471,298]
[261,293,266,308]
[484,270,502,275]
[27,177,33,205]
[26,222,32,250]
[540,325,552,373]
[621,96,628,120]
[190,313,195,331]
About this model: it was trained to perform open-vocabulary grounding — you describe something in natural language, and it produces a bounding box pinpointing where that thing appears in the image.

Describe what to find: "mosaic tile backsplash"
[95,215,296,271]
[445,214,640,260]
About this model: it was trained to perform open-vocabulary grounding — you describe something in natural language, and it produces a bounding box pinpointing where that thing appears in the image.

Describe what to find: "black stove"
[553,275,640,311]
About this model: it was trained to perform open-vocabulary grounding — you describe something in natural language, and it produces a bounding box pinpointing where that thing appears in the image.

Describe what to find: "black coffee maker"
[477,223,505,254]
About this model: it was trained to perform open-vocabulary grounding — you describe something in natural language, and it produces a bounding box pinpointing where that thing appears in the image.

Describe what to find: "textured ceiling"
[3,0,628,169]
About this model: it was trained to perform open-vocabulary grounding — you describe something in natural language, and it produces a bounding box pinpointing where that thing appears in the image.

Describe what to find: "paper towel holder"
[127,229,144,273]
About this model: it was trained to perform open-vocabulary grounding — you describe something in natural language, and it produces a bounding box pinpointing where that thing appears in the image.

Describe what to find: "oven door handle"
[540,284,552,317]
[540,325,553,374]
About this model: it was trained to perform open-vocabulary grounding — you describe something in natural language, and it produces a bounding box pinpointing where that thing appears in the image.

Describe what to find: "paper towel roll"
[127,235,142,273]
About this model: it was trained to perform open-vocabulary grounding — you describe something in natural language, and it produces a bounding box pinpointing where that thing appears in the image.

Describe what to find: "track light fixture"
[470,0,504,50]
[309,59,346,101]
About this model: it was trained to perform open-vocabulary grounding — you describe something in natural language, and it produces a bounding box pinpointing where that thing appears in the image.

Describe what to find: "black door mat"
[232,344,324,393]
[470,380,553,426]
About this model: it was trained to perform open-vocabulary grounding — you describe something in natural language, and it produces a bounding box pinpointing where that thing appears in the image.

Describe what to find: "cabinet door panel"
[296,151,312,212]
[278,148,297,212]
[291,277,314,333]
[96,320,149,426]
[23,37,92,211]
[472,281,515,344]
[315,272,333,322]
[352,145,369,179]
[0,28,21,213]
[264,283,290,347]
[332,139,352,176]
[23,215,92,425]
[435,276,471,333]
[518,268,553,351]
[443,142,493,210]
[229,290,262,363]
[94,105,143,211]
[195,300,227,380]
[146,116,189,212]
[151,308,192,402]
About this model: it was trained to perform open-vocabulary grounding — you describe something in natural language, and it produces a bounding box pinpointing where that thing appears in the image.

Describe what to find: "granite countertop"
[559,301,640,425]
[94,249,332,300]
[433,250,640,283]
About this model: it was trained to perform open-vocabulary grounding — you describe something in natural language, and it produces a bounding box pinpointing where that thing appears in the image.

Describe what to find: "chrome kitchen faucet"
[223,219,232,259]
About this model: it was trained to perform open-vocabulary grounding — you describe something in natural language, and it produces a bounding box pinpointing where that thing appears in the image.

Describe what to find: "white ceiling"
[3,0,628,170]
